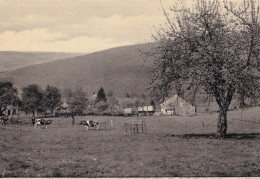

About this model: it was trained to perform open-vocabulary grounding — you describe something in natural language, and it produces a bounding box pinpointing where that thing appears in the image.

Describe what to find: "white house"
[160,95,195,116]
[138,106,155,116]
[123,108,132,114]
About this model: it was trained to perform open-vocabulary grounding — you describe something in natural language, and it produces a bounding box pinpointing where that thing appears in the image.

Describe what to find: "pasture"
[0,107,259,177]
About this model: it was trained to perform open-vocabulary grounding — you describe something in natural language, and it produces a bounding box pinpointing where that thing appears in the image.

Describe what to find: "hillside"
[3,44,154,96]
[0,51,82,72]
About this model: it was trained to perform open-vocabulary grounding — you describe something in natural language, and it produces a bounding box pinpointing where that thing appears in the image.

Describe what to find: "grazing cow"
[34,119,52,129]
[79,120,99,131]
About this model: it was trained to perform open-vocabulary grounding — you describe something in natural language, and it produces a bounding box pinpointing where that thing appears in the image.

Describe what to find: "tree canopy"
[43,85,61,114]
[64,87,88,115]
[21,84,43,116]
[148,0,260,137]
[0,80,18,116]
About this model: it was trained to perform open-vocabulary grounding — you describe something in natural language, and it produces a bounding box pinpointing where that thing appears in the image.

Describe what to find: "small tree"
[96,101,109,114]
[150,99,155,109]
[0,81,18,116]
[64,87,88,115]
[71,87,88,115]
[21,84,43,116]
[96,87,107,102]
[43,85,61,115]
[107,96,119,109]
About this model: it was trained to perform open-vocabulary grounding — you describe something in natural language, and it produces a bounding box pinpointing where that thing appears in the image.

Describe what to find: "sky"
[0,0,176,53]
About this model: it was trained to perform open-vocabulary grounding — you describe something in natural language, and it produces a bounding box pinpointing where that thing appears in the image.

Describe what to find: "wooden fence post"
[142,120,144,133]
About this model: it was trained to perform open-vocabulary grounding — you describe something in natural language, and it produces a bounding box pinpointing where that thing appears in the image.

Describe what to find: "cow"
[79,120,99,131]
[34,118,52,129]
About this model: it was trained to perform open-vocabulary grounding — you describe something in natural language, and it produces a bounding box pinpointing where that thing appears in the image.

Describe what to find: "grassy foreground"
[0,107,259,177]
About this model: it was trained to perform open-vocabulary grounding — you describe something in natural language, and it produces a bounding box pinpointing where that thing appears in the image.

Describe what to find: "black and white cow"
[34,118,52,129]
[79,120,99,131]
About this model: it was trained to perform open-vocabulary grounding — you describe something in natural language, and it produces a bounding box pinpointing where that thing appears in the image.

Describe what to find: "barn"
[2,104,19,117]
[160,95,195,116]
[138,106,155,116]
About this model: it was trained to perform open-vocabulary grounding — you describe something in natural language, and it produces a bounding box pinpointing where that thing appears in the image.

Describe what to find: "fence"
[124,120,146,134]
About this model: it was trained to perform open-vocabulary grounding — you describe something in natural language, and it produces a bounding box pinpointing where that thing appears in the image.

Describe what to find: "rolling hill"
[2,44,154,97]
[0,51,82,72]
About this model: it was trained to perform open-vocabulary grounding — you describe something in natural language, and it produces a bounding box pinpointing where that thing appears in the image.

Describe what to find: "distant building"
[3,104,18,117]
[56,101,70,115]
[90,92,97,102]
[138,106,155,116]
[123,108,132,114]
[160,95,195,116]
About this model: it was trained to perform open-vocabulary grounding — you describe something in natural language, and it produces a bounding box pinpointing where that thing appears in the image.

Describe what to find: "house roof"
[161,95,194,110]
[90,93,97,102]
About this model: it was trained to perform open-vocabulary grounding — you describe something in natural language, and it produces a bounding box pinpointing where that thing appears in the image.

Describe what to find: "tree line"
[0,81,93,116]
[0,82,64,117]
[0,80,154,117]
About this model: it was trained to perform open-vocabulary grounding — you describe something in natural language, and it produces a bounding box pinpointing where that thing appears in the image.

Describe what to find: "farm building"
[90,93,97,102]
[123,108,132,114]
[160,95,195,116]
[2,104,19,117]
[138,106,155,116]
[56,101,70,115]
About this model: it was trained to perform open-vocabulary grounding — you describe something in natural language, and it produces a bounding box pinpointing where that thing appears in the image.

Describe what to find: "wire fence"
[188,117,260,131]
[230,118,260,124]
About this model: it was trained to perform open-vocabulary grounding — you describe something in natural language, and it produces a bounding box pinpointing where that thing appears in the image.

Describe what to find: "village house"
[160,95,196,116]
[138,106,155,116]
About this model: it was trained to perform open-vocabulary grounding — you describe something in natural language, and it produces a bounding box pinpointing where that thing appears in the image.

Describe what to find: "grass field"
[0,107,260,177]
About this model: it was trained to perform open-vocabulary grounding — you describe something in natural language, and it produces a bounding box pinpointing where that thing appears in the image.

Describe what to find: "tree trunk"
[216,109,227,138]
[214,85,234,138]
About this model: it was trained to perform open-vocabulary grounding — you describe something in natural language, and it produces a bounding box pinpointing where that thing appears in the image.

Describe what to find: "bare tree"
[148,0,260,138]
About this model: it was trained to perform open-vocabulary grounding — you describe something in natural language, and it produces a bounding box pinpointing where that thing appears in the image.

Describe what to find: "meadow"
[0,107,259,177]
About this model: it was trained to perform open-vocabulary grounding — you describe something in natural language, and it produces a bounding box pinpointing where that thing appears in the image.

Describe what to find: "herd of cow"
[33,117,99,130]
[1,115,100,130]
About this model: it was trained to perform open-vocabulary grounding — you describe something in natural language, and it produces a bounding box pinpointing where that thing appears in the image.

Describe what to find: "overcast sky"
[0,0,179,53]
